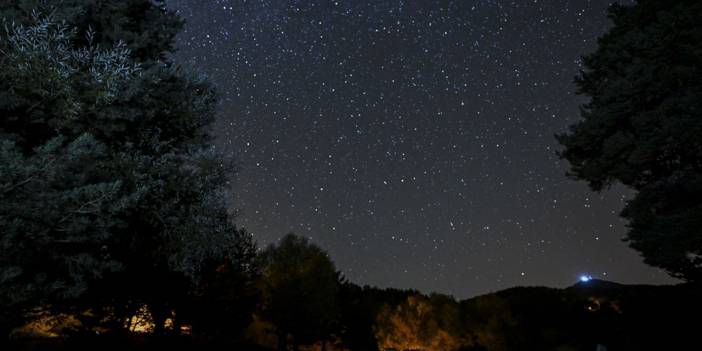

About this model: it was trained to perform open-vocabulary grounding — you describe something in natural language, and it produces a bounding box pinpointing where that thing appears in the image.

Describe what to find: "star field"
[166,0,676,298]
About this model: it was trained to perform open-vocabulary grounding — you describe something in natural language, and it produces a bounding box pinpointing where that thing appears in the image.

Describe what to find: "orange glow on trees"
[374,294,470,351]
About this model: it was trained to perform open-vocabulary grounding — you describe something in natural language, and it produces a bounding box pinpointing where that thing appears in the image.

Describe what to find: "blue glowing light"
[579,274,593,282]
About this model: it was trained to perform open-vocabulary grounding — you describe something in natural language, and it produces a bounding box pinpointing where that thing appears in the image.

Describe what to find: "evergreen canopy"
[0,1,255,334]
[557,0,702,281]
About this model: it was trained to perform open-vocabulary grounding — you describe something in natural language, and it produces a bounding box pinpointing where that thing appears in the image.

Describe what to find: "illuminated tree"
[337,284,418,351]
[374,294,470,351]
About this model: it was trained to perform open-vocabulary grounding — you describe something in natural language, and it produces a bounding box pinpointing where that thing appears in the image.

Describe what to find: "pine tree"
[0,2,256,336]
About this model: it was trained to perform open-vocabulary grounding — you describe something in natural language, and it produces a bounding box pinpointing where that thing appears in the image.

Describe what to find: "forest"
[1,1,701,350]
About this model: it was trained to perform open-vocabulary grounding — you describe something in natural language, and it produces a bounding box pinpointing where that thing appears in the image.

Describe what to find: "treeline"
[6,230,702,351]
[369,281,702,351]
[3,1,702,350]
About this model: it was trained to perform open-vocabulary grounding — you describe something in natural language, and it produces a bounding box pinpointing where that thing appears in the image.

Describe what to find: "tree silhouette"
[185,231,260,342]
[557,0,702,281]
[260,234,340,351]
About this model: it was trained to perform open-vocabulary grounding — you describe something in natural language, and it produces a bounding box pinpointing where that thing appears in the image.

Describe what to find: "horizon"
[167,0,676,299]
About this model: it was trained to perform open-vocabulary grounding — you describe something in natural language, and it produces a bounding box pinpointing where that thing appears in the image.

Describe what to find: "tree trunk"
[152,315,165,336]
[150,304,167,337]
[172,311,182,336]
[277,330,287,351]
[126,315,134,332]
[114,303,132,335]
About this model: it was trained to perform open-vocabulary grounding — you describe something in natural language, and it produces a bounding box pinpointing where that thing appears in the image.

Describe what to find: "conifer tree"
[558,0,702,281]
[0,2,256,336]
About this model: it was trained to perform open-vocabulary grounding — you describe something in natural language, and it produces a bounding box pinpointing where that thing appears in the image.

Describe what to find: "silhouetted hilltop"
[454,280,702,351]
[570,278,625,290]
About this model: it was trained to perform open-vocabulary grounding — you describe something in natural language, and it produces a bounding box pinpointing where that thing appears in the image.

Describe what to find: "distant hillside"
[466,280,702,351]
[7,281,700,351]
[362,280,701,351]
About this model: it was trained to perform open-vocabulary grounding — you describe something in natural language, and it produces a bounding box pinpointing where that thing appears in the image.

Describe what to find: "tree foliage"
[374,294,469,351]
[260,233,340,350]
[0,1,255,337]
[337,283,418,351]
[184,228,260,341]
[0,0,183,63]
[0,16,144,331]
[557,0,702,281]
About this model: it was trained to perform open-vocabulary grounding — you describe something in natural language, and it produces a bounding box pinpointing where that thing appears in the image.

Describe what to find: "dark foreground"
[4,280,701,351]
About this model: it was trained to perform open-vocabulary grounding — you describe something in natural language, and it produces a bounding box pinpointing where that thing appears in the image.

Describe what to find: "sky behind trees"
[166,0,676,298]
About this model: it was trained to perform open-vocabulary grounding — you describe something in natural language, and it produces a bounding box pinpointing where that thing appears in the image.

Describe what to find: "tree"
[0,0,183,63]
[374,294,470,351]
[0,2,256,337]
[0,16,144,334]
[260,234,340,351]
[557,0,702,281]
[337,284,418,351]
[185,228,260,342]
[461,295,519,351]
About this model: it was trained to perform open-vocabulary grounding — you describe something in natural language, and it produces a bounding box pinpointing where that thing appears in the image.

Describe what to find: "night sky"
[166,0,676,298]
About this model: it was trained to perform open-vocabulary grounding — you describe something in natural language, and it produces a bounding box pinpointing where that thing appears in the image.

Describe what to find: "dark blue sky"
[167,0,676,298]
